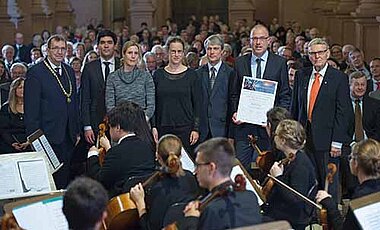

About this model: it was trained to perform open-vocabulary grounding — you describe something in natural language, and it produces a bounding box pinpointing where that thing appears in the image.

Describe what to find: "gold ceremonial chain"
[44,60,73,103]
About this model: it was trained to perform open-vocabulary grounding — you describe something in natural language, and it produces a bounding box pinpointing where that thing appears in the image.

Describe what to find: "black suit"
[197,62,234,142]
[231,51,291,170]
[13,44,30,63]
[291,65,352,198]
[81,58,120,134]
[24,59,79,188]
[87,135,156,197]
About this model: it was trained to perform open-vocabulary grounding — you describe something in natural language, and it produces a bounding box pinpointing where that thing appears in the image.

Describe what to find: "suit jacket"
[87,136,156,197]
[291,66,353,151]
[80,58,120,132]
[348,94,380,141]
[230,51,291,140]
[13,44,30,63]
[24,60,79,145]
[197,62,234,141]
[0,82,11,105]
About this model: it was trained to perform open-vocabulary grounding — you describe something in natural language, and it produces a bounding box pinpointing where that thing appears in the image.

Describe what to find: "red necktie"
[376,81,380,90]
[308,73,321,121]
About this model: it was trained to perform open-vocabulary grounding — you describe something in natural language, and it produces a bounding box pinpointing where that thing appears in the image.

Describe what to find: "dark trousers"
[158,125,195,159]
[51,134,75,189]
[305,124,340,203]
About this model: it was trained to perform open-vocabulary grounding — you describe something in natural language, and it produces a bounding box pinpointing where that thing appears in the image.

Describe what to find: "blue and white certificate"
[237,76,278,126]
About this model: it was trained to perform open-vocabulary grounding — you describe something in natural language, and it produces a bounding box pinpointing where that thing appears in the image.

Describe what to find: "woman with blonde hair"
[105,41,155,119]
[0,78,29,153]
[316,138,380,230]
[130,134,199,230]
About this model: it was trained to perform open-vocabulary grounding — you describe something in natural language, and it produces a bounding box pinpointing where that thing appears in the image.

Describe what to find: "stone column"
[54,0,74,27]
[228,0,255,29]
[31,0,54,33]
[129,0,155,34]
[351,0,380,61]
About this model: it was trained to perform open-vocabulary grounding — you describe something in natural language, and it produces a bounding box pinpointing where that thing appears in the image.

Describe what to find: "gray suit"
[197,62,234,142]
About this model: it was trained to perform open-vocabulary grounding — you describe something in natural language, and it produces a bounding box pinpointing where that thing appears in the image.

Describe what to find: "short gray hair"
[308,38,329,50]
[204,34,224,49]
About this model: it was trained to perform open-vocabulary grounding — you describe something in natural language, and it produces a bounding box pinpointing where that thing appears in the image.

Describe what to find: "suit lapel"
[95,59,105,87]
[202,65,211,97]
[302,67,313,112]
[314,66,331,109]
[244,54,252,77]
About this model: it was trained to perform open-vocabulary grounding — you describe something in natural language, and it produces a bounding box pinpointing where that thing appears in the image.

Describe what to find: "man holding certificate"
[230,24,291,170]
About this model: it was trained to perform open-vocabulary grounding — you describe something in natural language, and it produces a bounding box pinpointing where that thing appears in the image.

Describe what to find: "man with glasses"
[181,137,262,229]
[0,63,27,105]
[24,34,79,189]
[230,24,291,171]
[291,38,353,203]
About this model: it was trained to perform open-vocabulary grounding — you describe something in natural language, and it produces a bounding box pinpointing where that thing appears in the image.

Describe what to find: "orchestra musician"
[316,138,380,230]
[180,137,262,229]
[263,119,317,230]
[129,134,200,230]
[62,177,108,230]
[87,101,156,197]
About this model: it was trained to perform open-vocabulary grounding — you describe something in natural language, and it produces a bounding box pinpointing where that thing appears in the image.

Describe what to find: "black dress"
[0,103,27,153]
[152,68,201,158]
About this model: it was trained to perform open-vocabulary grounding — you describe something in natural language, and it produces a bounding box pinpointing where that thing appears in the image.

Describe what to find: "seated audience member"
[87,101,156,197]
[63,177,108,230]
[263,119,317,230]
[0,78,29,153]
[0,63,27,105]
[316,139,380,230]
[130,134,200,230]
[327,57,340,70]
[0,60,10,84]
[369,57,380,92]
[180,137,262,229]
[185,52,199,70]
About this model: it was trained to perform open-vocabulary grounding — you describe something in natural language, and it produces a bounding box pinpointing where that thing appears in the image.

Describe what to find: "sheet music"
[353,202,380,230]
[0,160,23,196]
[17,159,50,193]
[39,135,61,168]
[13,196,69,230]
[180,147,195,172]
[230,165,264,206]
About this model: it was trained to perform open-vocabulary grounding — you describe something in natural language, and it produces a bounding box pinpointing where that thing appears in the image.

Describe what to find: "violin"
[261,153,294,199]
[248,135,274,174]
[97,117,109,166]
[164,174,246,230]
[319,163,337,230]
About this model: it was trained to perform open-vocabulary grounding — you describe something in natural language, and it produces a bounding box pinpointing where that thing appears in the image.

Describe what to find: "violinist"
[129,134,199,230]
[181,137,262,229]
[263,119,316,230]
[316,139,380,230]
[87,101,156,197]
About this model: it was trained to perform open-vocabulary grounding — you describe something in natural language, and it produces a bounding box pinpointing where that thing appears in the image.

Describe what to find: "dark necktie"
[256,58,262,79]
[209,67,216,90]
[354,99,364,141]
[55,67,60,76]
[104,61,111,81]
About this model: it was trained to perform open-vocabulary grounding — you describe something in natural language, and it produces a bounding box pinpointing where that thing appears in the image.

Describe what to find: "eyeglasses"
[49,47,67,52]
[194,162,211,169]
[309,49,328,57]
[250,36,268,42]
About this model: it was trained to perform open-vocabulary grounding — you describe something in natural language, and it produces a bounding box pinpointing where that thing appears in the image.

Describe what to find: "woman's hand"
[189,131,199,145]
[183,200,200,217]
[130,183,146,217]
[316,190,332,203]
[152,128,159,144]
[269,161,284,177]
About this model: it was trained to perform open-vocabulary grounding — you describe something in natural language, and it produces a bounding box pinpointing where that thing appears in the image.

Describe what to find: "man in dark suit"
[197,35,234,143]
[291,38,353,201]
[13,32,30,63]
[81,30,120,145]
[24,34,79,188]
[230,24,291,170]
[368,57,380,92]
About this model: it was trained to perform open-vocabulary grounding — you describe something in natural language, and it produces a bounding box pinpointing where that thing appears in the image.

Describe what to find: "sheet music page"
[353,202,380,230]
[17,159,51,193]
[13,196,69,230]
[0,160,23,196]
[180,147,195,172]
[39,135,61,168]
[31,139,45,153]
[230,165,264,206]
